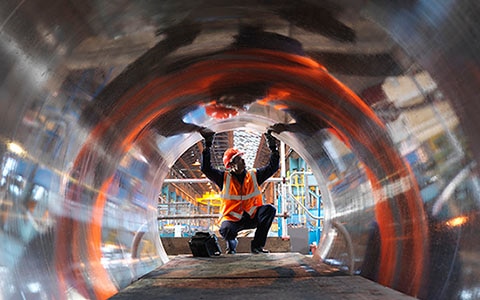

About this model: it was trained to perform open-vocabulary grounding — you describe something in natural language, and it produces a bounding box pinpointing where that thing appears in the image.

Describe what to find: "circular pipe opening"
[2,2,479,299]
[78,47,426,297]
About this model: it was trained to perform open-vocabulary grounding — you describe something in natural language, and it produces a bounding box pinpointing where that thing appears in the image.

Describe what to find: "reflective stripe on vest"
[220,170,261,200]
[245,205,257,216]
[219,170,262,221]
[228,210,243,220]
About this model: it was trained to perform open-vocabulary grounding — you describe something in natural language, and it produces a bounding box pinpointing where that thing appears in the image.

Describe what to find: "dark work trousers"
[219,204,276,250]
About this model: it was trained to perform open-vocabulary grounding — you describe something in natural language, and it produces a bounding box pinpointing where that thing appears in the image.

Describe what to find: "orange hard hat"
[223,148,244,167]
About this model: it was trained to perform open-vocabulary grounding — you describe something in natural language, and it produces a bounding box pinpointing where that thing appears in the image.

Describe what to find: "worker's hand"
[265,130,278,151]
[200,128,215,148]
[269,123,288,134]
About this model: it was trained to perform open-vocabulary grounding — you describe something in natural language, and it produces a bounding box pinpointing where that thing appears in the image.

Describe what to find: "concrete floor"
[110,253,417,299]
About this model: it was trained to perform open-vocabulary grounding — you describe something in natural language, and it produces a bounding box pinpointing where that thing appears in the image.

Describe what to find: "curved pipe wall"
[0,1,479,299]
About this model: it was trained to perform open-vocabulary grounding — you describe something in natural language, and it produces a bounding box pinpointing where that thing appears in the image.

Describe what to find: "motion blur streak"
[86,47,427,297]
[0,1,479,300]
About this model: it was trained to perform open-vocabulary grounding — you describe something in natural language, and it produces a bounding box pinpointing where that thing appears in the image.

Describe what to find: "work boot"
[251,247,269,254]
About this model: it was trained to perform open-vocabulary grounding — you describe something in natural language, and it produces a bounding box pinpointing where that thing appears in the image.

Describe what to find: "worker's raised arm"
[256,130,280,185]
[199,128,224,189]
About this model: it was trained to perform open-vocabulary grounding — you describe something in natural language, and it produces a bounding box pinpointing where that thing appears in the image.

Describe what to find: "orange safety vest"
[219,169,263,222]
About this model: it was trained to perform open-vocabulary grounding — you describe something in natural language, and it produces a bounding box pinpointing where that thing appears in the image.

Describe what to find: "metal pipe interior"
[1,1,479,299]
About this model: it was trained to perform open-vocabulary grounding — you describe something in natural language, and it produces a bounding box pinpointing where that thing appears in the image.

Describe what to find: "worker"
[200,129,280,254]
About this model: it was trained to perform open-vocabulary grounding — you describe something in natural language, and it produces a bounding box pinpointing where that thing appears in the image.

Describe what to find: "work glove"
[200,128,215,148]
[269,123,289,134]
[265,130,278,151]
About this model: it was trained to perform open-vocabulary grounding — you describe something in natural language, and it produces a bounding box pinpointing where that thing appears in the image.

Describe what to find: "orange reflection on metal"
[58,161,118,299]
[205,102,239,119]
[364,167,396,286]
[75,47,428,298]
[446,216,468,227]
[326,128,351,148]
[258,88,291,110]
[258,89,291,103]
[273,104,288,110]
[118,51,426,297]
[88,176,119,299]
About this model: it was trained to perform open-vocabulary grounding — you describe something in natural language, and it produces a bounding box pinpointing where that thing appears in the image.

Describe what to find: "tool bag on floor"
[188,231,222,257]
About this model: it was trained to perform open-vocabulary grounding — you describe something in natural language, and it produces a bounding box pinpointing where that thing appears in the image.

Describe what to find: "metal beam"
[163,177,285,184]
[157,212,290,220]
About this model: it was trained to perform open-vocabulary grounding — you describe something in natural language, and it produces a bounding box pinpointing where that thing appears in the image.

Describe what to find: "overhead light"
[192,159,201,166]
[7,142,26,156]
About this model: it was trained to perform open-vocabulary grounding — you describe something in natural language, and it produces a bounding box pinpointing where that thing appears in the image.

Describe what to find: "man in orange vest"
[200,129,279,254]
